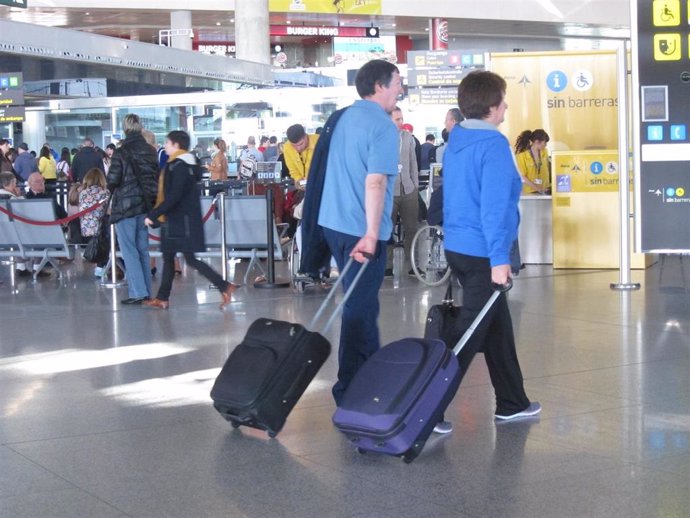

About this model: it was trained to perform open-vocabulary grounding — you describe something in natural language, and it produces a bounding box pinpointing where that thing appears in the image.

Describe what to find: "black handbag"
[82,215,110,264]
[424,279,466,350]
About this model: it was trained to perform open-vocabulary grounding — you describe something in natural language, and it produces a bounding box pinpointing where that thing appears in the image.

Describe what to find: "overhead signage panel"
[0,0,27,8]
[269,0,381,15]
[407,87,457,106]
[633,0,690,251]
[270,25,378,38]
[407,50,485,69]
[0,105,25,123]
[0,88,24,106]
[408,68,472,87]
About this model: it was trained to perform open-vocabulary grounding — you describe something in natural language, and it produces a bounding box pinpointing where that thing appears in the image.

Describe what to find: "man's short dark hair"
[269,136,277,144]
[425,134,435,142]
[447,108,463,124]
[166,130,190,151]
[457,71,506,120]
[286,124,306,144]
[355,59,400,99]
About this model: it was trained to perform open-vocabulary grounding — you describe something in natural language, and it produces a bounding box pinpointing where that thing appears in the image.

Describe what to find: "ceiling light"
[286,20,291,24]
[216,22,221,26]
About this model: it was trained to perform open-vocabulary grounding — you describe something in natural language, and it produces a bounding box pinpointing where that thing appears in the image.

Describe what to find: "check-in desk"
[518,195,553,264]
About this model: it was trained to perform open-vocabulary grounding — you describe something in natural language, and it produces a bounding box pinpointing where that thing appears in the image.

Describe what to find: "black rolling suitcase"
[211,258,367,437]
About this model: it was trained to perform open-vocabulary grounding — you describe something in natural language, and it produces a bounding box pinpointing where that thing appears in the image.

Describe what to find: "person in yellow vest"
[514,129,550,194]
[283,124,319,190]
[284,124,336,279]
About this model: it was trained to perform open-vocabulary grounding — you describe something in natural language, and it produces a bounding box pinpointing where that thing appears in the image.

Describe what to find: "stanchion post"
[611,39,641,291]
[101,223,127,288]
[218,192,228,281]
[254,187,289,289]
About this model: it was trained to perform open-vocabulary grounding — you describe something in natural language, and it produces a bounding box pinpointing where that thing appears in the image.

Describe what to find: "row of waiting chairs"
[1,196,286,286]
[0,198,74,281]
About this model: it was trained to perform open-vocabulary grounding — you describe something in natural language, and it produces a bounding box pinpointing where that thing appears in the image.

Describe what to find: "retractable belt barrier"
[0,198,108,226]
[147,198,218,242]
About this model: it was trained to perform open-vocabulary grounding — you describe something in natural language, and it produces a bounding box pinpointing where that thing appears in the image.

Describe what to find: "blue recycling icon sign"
[546,71,568,92]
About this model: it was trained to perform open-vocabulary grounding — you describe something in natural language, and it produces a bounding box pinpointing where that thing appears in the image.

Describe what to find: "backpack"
[239,155,257,179]
[56,160,70,181]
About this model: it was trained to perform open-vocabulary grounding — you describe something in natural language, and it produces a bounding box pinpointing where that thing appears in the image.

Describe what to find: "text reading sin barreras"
[548,97,618,109]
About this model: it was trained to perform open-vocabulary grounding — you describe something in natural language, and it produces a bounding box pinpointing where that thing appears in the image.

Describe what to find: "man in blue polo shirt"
[318,59,403,404]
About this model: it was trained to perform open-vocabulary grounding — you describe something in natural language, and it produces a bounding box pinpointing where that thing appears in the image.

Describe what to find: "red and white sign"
[270,25,377,38]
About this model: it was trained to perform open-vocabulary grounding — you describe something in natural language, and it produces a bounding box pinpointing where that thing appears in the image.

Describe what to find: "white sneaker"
[329,267,339,279]
[94,266,105,278]
[433,420,453,434]
[495,402,542,421]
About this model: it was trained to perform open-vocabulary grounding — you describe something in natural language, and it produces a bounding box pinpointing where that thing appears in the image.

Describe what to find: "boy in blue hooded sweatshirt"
[441,71,541,432]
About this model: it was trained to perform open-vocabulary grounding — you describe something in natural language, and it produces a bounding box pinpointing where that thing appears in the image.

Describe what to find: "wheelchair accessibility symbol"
[653,0,680,27]
[572,70,593,92]
[606,162,618,174]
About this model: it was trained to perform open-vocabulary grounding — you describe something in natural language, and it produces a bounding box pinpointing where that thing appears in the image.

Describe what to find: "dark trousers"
[446,251,531,415]
[323,227,387,405]
[156,251,229,302]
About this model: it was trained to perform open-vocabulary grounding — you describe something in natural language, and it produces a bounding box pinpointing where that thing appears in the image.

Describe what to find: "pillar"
[429,18,448,50]
[235,0,270,64]
[170,11,193,51]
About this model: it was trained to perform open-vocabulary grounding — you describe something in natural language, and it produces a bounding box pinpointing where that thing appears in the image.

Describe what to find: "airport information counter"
[518,195,553,265]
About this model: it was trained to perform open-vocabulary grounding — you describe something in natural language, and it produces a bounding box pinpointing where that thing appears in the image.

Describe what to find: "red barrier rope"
[147,199,217,242]
[0,198,108,226]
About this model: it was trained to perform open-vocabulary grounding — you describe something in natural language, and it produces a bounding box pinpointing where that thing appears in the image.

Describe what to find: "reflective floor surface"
[2,256,690,517]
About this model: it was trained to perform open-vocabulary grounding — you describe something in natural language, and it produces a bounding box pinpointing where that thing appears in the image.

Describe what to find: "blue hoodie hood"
[442,120,522,266]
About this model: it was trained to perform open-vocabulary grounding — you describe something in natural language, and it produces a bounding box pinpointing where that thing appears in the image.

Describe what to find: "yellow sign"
[491,50,618,151]
[654,33,682,60]
[269,0,381,14]
[553,151,619,193]
[653,0,681,26]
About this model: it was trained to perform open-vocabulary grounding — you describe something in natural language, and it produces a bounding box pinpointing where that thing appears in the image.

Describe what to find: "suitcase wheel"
[267,430,278,438]
[356,447,367,455]
[402,454,415,464]
[231,421,241,429]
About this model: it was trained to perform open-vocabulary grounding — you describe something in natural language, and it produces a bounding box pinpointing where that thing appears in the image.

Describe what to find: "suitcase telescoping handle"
[451,279,513,357]
[308,255,371,335]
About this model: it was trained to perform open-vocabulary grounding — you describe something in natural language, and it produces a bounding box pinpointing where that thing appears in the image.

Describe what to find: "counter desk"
[518,194,552,265]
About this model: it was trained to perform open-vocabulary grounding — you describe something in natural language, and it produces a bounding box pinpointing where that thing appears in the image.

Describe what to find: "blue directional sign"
[670,124,687,140]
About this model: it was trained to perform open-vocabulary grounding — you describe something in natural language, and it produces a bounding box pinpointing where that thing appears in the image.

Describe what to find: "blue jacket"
[299,107,348,274]
[442,120,521,267]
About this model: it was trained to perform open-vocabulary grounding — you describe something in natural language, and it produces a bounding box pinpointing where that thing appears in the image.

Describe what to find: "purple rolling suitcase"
[332,282,509,463]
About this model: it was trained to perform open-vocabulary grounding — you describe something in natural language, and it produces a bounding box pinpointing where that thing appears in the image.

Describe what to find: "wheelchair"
[410,224,451,286]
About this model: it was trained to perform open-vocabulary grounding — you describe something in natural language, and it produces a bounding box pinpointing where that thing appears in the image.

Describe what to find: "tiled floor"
[2,256,690,517]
